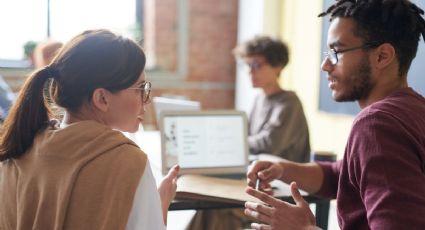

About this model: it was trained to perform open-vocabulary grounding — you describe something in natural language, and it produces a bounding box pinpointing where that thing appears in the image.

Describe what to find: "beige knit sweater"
[0,120,147,230]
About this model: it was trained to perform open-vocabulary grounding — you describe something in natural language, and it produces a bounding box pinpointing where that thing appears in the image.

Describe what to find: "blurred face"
[244,55,282,89]
[321,17,375,102]
[107,72,151,132]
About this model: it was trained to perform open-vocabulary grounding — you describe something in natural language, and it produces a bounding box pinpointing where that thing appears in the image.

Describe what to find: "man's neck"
[358,77,408,108]
[262,82,283,96]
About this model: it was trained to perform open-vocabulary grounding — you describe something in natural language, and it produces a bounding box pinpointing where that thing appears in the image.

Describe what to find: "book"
[175,174,262,205]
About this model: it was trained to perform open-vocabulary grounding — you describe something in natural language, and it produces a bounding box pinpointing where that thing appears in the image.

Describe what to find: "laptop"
[159,110,249,177]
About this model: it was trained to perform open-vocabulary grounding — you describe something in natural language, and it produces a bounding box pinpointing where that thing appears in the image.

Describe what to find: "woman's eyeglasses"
[128,81,151,103]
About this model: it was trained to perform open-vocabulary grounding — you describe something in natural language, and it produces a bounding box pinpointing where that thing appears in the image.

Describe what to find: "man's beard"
[335,59,374,102]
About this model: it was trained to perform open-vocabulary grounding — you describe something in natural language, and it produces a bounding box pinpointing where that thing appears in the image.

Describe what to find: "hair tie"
[44,66,58,80]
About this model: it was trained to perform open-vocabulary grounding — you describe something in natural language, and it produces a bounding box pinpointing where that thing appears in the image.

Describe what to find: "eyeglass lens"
[246,62,264,71]
[324,50,338,65]
[142,82,151,103]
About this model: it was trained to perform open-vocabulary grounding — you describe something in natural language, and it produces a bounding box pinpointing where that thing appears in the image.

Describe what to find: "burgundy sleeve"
[315,160,341,199]
[350,112,425,230]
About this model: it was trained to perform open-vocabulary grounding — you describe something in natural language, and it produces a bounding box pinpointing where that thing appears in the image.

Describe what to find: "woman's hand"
[158,164,179,224]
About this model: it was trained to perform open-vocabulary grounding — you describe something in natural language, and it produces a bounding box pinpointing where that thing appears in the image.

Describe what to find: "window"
[0,0,47,60]
[0,0,187,78]
[0,0,140,64]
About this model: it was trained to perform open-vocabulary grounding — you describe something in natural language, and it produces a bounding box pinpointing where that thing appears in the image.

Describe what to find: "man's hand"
[244,182,319,230]
[247,160,284,194]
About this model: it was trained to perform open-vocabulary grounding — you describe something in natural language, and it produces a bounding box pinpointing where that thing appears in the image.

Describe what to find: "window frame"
[0,0,188,82]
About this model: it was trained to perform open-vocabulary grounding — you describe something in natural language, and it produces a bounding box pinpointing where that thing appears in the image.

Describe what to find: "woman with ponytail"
[0,29,178,230]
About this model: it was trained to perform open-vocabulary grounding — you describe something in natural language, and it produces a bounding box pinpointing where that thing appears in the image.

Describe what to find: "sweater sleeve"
[349,112,425,230]
[315,160,341,199]
[126,160,166,230]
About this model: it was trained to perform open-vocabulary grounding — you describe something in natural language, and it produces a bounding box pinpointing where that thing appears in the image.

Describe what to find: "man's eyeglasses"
[324,43,380,65]
[128,81,151,103]
[246,61,266,71]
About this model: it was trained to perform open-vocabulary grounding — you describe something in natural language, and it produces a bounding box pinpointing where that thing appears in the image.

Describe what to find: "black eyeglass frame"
[128,81,152,103]
[324,42,380,65]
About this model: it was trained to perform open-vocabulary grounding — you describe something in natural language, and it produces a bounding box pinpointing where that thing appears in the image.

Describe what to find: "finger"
[171,164,180,173]
[257,165,280,183]
[245,187,281,207]
[245,201,274,216]
[247,161,277,187]
[290,182,308,207]
[247,161,270,180]
[260,183,272,191]
[247,179,256,188]
[261,187,274,196]
[247,161,261,183]
[251,222,272,230]
[244,208,272,224]
[165,165,180,180]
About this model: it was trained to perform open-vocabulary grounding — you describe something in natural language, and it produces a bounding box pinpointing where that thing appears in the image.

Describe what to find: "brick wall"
[144,0,239,128]
[1,0,239,129]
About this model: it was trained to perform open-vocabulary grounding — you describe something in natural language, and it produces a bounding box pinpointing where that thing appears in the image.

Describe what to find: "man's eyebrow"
[328,41,344,48]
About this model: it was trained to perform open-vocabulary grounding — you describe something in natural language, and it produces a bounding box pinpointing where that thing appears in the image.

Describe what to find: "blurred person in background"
[233,36,310,163]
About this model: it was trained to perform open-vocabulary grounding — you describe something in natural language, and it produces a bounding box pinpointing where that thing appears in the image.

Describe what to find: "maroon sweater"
[317,88,425,230]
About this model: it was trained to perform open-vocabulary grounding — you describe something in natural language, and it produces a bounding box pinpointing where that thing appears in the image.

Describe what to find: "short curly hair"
[233,36,289,69]
[319,0,425,76]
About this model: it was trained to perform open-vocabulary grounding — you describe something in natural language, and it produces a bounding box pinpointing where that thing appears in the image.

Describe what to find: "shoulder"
[354,88,425,129]
[66,121,148,172]
[99,143,148,172]
[274,91,304,113]
[113,144,148,166]
[78,144,148,190]
[268,90,300,104]
[347,95,423,160]
[280,91,302,105]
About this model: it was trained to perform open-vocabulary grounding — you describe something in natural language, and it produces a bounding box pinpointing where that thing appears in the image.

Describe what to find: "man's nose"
[321,56,333,73]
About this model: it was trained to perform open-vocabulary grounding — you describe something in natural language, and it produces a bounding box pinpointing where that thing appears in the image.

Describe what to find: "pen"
[255,178,260,191]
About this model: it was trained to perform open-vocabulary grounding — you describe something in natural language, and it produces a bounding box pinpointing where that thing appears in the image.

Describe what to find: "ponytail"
[0,67,54,161]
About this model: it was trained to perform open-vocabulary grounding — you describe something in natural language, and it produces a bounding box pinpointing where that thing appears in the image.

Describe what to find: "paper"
[175,174,308,205]
[176,174,261,204]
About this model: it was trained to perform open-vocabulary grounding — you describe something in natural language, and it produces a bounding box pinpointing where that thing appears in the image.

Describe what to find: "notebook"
[159,110,249,176]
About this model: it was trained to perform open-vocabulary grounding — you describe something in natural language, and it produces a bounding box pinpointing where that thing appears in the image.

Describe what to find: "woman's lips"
[137,116,144,123]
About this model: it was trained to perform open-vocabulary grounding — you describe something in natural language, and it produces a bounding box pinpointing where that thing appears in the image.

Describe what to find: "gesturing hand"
[244,182,319,230]
[158,164,179,224]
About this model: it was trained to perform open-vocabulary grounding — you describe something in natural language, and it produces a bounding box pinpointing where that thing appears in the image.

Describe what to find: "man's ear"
[372,43,396,70]
[91,88,109,112]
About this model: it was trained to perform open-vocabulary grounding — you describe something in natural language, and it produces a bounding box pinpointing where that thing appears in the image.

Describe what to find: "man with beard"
[243,0,425,229]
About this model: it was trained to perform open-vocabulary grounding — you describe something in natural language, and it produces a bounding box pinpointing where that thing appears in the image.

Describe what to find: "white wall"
[234,0,264,114]
[235,0,354,157]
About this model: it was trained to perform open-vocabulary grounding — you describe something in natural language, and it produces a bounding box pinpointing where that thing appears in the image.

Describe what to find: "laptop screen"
[159,110,248,175]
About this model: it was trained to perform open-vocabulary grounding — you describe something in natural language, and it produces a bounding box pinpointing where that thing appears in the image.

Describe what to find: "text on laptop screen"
[163,115,246,169]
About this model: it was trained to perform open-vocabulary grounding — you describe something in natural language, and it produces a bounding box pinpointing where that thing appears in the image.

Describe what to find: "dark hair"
[319,0,425,76]
[233,36,290,69]
[0,29,146,161]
